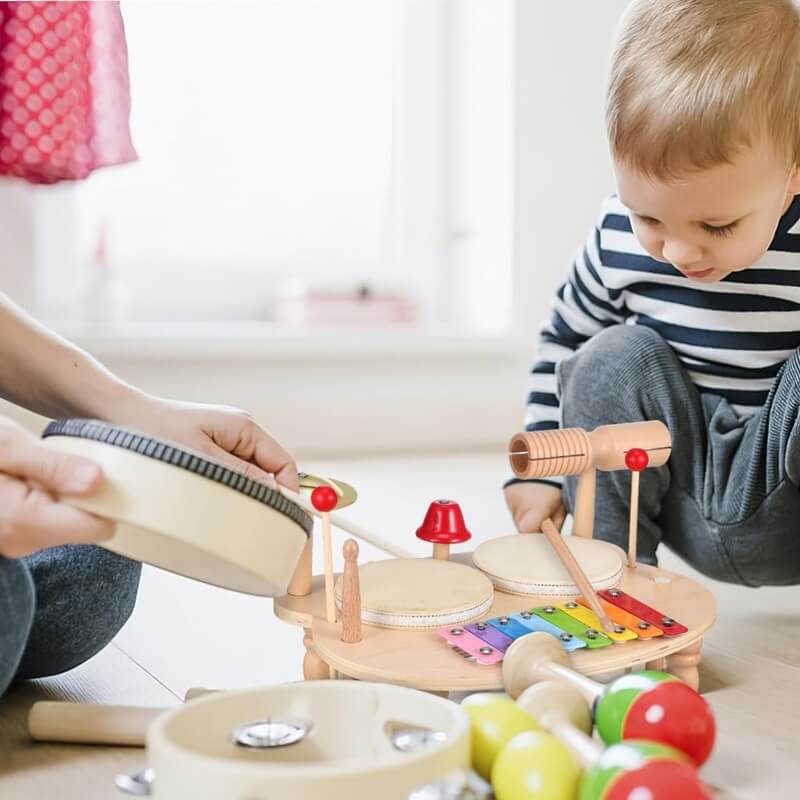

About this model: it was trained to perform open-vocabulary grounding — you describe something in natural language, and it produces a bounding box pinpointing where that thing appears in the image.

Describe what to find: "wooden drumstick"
[310,487,338,624]
[540,517,615,633]
[28,702,163,746]
[625,448,649,568]
[341,539,362,644]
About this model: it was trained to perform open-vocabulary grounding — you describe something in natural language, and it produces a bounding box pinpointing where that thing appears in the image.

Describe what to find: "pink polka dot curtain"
[0,1,136,184]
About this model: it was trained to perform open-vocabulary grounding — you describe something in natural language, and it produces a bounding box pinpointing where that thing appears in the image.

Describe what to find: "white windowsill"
[49,321,531,361]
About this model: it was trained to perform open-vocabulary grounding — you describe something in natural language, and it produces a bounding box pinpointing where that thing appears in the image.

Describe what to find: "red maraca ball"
[310,485,338,512]
[625,447,649,472]
[595,672,716,766]
[579,741,711,800]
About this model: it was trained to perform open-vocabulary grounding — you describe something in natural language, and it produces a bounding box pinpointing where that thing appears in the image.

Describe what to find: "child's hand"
[504,481,566,533]
[0,418,114,558]
[115,395,300,491]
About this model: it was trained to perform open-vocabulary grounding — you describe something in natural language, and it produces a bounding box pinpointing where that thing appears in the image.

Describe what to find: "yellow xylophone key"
[576,597,664,639]
[559,601,638,642]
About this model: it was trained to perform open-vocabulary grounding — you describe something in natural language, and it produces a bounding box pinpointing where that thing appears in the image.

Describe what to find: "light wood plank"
[0,644,177,799]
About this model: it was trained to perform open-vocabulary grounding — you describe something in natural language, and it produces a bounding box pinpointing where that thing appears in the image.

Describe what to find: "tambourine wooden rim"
[42,418,311,597]
[43,418,313,535]
[472,534,625,597]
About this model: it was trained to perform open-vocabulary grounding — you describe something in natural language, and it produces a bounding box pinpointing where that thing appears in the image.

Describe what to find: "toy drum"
[472,533,625,596]
[137,682,470,799]
[41,419,312,596]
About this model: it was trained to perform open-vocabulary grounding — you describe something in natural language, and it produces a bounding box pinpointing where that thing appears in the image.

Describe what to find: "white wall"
[513,0,628,339]
[0,1,630,458]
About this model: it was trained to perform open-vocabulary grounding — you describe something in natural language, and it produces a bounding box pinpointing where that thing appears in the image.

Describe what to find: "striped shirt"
[524,194,800,441]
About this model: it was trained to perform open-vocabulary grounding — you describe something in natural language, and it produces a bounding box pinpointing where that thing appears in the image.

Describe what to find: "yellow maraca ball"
[492,730,582,800]
[462,693,541,781]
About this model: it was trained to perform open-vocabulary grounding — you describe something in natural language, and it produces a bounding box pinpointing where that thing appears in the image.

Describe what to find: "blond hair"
[606,0,800,179]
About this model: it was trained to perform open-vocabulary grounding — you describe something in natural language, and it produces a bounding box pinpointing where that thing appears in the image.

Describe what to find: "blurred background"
[0,0,627,457]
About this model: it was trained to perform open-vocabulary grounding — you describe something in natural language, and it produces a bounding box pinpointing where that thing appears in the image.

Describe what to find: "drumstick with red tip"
[625,448,649,568]
[310,485,340,624]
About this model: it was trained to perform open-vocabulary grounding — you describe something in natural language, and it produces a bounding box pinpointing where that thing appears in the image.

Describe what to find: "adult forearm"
[0,295,140,420]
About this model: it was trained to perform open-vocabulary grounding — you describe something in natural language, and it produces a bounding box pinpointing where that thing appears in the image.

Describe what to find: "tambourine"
[472,534,626,597]
[123,682,470,799]
[41,419,312,597]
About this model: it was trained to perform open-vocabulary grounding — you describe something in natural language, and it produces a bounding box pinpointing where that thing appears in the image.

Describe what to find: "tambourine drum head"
[42,419,312,597]
[472,533,625,596]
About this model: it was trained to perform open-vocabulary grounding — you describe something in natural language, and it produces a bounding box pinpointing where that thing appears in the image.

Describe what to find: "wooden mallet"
[625,447,649,568]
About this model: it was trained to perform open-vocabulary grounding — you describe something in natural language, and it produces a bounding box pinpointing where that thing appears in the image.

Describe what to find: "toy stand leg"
[665,637,703,691]
[646,656,668,672]
[303,628,330,680]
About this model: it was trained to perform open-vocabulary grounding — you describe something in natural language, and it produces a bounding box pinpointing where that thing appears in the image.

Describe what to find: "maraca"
[503,632,716,765]
[510,681,710,800]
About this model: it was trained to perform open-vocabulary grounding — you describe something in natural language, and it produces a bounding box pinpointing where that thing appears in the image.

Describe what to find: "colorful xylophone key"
[598,588,688,636]
[532,606,614,649]
[577,596,664,639]
[557,601,638,642]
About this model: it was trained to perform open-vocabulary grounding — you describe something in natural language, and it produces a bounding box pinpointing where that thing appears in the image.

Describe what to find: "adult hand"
[504,481,567,533]
[114,395,300,491]
[0,417,113,558]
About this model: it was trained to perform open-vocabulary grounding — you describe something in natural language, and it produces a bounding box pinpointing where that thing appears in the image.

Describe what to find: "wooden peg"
[540,517,615,633]
[287,534,313,597]
[341,539,362,644]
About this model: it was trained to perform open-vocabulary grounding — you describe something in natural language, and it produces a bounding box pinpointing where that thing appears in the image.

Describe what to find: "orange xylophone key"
[577,597,663,639]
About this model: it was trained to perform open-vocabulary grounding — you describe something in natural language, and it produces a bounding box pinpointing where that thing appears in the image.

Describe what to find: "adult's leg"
[0,556,35,697]
[15,545,141,680]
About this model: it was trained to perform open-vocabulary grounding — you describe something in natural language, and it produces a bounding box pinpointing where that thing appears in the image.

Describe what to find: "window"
[33,0,514,337]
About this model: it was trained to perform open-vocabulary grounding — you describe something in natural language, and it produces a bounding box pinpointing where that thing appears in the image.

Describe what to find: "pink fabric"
[0,1,136,184]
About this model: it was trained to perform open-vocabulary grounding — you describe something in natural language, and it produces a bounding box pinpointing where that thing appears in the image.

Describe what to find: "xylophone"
[438,589,687,666]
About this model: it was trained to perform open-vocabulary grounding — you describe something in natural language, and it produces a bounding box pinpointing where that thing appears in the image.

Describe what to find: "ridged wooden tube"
[509,428,592,479]
[509,421,670,480]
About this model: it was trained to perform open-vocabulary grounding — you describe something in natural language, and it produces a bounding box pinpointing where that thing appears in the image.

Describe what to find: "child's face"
[614,139,800,282]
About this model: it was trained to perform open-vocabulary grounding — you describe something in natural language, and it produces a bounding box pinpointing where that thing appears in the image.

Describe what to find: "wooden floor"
[1,451,799,798]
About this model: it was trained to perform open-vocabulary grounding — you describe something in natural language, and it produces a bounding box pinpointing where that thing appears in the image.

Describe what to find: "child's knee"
[0,558,35,696]
[558,325,672,423]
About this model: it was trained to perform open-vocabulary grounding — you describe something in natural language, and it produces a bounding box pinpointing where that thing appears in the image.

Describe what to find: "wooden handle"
[628,470,640,569]
[322,512,337,624]
[28,702,164,746]
[341,539,362,644]
[540,517,615,633]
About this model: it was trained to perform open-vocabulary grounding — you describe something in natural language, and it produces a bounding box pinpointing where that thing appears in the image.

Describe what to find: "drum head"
[335,558,494,629]
[42,419,312,596]
[472,534,625,596]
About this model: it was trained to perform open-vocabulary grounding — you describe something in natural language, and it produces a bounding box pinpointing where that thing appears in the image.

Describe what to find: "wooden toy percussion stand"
[273,555,715,693]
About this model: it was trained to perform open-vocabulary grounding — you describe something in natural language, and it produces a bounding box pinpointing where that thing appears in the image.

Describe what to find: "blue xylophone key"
[487,616,533,641]
[509,612,587,652]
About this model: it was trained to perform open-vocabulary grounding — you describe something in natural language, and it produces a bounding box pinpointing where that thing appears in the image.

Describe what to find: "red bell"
[416,500,472,560]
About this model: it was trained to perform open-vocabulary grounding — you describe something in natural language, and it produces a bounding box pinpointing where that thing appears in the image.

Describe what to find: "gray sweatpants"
[559,324,800,587]
[0,546,140,697]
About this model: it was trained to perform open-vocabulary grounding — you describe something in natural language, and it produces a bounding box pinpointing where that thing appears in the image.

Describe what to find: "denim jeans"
[559,324,800,587]
[0,545,141,697]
